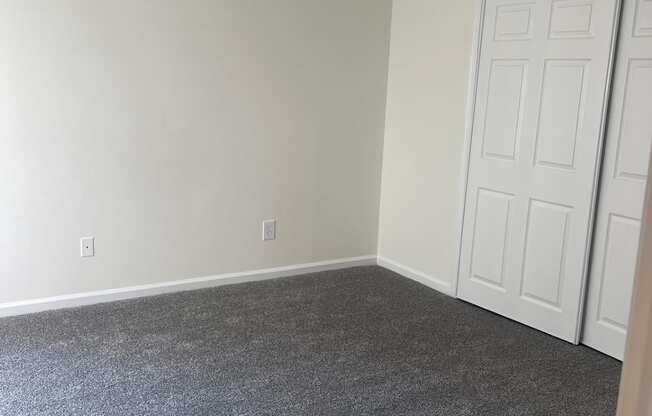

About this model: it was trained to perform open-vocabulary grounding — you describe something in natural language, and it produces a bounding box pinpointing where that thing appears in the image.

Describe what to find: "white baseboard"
[377,256,454,296]
[0,255,456,318]
[0,255,377,318]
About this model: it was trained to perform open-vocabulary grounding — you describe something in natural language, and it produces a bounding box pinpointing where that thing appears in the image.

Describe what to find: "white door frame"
[451,0,486,298]
[452,0,624,343]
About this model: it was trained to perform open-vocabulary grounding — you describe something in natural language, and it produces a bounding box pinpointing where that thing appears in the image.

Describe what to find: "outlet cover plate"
[80,237,95,257]
[262,219,276,241]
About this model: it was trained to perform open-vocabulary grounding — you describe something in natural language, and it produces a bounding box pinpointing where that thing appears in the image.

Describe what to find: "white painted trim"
[0,255,376,318]
[574,0,624,345]
[377,256,454,296]
[452,0,487,298]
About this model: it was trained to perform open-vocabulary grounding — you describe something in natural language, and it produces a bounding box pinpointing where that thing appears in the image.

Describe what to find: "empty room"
[1,0,652,414]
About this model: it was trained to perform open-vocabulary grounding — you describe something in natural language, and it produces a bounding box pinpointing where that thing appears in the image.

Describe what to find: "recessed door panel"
[482,60,528,160]
[597,215,640,332]
[520,200,572,310]
[633,0,652,37]
[534,60,588,170]
[494,3,536,41]
[470,189,514,290]
[614,60,652,181]
[549,0,595,38]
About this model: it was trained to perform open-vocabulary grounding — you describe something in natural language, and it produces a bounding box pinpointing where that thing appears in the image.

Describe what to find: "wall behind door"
[0,0,392,304]
[377,0,475,292]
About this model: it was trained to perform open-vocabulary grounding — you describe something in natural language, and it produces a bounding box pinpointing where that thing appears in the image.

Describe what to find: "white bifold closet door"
[458,0,620,342]
[582,0,652,360]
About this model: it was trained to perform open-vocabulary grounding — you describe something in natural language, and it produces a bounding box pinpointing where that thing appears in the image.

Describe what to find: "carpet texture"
[0,266,621,415]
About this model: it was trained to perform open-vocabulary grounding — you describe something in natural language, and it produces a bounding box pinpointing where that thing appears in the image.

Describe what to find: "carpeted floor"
[0,266,621,415]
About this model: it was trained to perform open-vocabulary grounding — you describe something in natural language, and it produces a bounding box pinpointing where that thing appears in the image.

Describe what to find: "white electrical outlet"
[80,237,95,257]
[262,219,276,241]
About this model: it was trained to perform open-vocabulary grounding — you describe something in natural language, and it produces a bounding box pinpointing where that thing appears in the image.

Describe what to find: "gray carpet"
[0,266,621,415]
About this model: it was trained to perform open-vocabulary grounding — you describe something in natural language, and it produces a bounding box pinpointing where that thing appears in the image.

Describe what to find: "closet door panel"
[459,0,620,342]
[582,0,652,359]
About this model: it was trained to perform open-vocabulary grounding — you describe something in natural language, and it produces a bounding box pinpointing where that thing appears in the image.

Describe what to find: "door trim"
[452,0,624,344]
[453,0,487,298]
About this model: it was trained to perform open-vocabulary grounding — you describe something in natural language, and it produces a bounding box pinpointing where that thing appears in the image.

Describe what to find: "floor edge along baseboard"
[0,255,377,318]
[377,256,454,297]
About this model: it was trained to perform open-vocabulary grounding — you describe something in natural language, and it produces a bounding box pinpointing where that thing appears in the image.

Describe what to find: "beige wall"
[0,0,391,304]
[377,0,476,293]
